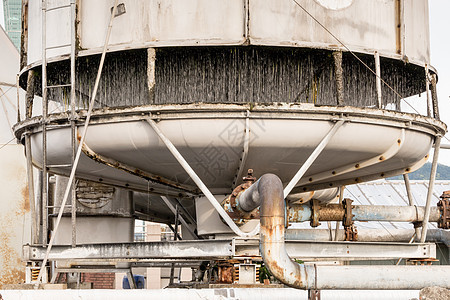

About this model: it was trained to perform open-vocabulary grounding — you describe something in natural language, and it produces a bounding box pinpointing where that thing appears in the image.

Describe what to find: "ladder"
[41,0,77,248]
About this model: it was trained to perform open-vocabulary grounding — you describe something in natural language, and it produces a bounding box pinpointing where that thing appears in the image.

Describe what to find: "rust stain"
[0,214,26,289]
[22,185,30,213]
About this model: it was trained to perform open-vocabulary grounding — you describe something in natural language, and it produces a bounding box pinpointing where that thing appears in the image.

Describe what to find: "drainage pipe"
[258,173,450,289]
[287,203,440,223]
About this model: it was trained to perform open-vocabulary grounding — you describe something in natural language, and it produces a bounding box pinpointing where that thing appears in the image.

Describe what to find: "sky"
[0,1,449,164]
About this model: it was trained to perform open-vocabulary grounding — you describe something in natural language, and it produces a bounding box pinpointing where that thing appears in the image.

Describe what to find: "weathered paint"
[0,145,30,289]
[25,0,430,68]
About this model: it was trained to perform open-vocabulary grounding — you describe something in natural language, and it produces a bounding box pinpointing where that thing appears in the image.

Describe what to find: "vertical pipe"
[41,0,48,247]
[403,174,420,240]
[425,64,432,117]
[25,134,37,245]
[374,51,382,108]
[70,0,77,248]
[420,136,441,243]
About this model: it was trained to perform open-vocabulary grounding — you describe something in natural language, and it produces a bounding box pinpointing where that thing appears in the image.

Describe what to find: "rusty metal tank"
[15,0,446,200]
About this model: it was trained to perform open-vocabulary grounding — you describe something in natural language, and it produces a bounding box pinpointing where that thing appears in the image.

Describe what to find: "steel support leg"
[420,135,442,243]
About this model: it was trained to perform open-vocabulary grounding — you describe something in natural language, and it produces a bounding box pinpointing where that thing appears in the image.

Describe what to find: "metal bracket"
[342,198,358,241]
[438,191,450,229]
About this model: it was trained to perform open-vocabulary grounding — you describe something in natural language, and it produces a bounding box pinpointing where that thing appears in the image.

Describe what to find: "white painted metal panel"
[27,0,72,65]
[79,0,246,50]
[25,0,430,66]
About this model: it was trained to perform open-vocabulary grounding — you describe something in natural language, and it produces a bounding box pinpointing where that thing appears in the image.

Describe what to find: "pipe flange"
[342,198,357,241]
[438,191,450,229]
[310,199,321,227]
[221,169,258,224]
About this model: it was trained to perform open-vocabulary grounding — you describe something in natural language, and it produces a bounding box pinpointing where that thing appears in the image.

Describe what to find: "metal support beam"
[41,0,48,247]
[23,239,435,262]
[403,174,421,240]
[420,135,442,243]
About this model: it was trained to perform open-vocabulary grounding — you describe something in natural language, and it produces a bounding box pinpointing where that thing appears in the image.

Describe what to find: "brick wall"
[81,273,115,289]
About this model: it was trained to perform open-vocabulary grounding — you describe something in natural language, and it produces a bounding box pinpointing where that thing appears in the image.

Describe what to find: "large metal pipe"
[287,203,440,223]
[258,173,450,289]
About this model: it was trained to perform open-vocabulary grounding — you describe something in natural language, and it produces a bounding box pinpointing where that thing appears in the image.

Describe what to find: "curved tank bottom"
[14,104,446,197]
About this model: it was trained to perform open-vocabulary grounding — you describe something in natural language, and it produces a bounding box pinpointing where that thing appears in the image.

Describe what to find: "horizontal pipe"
[285,228,450,247]
[288,204,440,223]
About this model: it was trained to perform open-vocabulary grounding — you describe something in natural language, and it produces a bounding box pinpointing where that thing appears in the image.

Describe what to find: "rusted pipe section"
[259,173,315,288]
[285,228,450,246]
[287,203,440,223]
[258,173,450,290]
